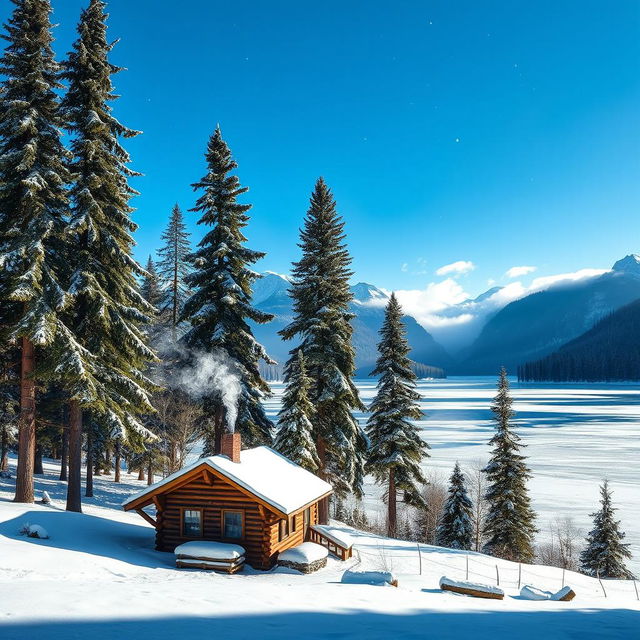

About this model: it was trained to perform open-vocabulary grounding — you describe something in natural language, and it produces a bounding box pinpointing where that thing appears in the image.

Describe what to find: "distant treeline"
[518,299,640,382]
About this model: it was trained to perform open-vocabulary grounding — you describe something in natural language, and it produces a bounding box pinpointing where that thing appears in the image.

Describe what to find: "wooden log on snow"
[439,576,504,600]
[552,586,576,601]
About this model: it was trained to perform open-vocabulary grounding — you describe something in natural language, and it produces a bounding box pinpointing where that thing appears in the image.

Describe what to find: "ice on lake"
[265,376,640,573]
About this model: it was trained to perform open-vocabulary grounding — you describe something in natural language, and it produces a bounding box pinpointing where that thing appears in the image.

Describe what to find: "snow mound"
[520,585,553,600]
[341,570,397,586]
[175,541,245,561]
[278,542,328,564]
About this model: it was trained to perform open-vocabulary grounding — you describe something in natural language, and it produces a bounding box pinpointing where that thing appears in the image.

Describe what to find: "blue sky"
[2,0,639,298]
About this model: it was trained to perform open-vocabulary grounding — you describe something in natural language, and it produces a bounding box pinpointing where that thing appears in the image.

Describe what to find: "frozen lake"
[264,376,640,573]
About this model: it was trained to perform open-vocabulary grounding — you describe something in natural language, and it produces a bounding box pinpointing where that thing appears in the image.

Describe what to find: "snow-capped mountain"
[250,273,451,378]
[457,255,640,374]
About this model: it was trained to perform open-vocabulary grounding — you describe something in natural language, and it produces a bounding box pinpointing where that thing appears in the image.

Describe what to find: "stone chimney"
[221,431,241,463]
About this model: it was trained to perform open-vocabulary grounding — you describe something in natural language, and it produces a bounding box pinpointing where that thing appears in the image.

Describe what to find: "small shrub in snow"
[19,523,49,539]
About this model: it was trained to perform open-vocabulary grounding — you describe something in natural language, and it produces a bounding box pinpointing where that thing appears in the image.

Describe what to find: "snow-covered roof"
[122,446,332,516]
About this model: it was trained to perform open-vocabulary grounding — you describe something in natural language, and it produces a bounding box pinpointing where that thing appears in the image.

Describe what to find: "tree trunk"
[66,400,83,512]
[137,466,145,481]
[316,437,329,524]
[114,439,121,483]
[388,467,397,538]
[147,460,153,486]
[59,425,68,481]
[14,337,36,503]
[34,444,44,475]
[85,422,93,498]
[1,426,9,471]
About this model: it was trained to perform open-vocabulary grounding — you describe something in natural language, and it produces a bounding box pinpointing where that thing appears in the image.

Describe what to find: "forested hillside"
[518,299,640,382]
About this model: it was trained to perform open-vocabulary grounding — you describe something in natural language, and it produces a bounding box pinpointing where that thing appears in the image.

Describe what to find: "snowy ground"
[1,458,638,639]
[265,376,640,574]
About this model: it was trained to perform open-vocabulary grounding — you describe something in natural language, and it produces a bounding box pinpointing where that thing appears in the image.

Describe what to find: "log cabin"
[122,432,334,570]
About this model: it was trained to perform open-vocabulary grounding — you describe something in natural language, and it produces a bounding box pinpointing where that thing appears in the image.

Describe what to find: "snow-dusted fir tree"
[0,0,87,503]
[483,368,537,561]
[274,349,318,471]
[60,0,156,511]
[157,204,191,341]
[436,462,474,550]
[280,178,366,516]
[141,257,162,322]
[366,293,428,536]
[580,480,633,579]
[181,127,274,453]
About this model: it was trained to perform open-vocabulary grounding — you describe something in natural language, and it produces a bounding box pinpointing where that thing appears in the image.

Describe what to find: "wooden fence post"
[495,564,500,586]
[417,543,422,575]
[518,563,522,589]
[562,568,565,588]
[633,580,639,601]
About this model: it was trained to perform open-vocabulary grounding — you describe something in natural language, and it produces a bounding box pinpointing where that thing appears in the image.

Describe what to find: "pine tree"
[181,127,274,452]
[141,257,162,309]
[280,178,365,517]
[157,204,191,341]
[580,480,633,579]
[274,349,318,471]
[366,293,428,536]
[483,368,537,561]
[436,462,474,550]
[60,0,156,511]
[0,0,85,503]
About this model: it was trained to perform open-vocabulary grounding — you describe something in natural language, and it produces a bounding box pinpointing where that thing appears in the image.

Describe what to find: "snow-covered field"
[0,459,638,639]
[265,376,640,574]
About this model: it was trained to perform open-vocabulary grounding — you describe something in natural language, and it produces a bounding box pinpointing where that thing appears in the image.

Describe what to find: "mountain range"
[250,274,450,379]
[518,298,640,382]
[250,255,640,379]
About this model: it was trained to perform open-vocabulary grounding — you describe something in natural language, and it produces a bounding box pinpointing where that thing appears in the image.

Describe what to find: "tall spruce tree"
[580,480,633,579]
[483,367,537,561]
[280,178,365,518]
[366,293,428,536]
[436,462,474,550]
[181,127,274,453]
[274,349,318,471]
[0,0,88,503]
[60,0,156,511]
[157,204,191,341]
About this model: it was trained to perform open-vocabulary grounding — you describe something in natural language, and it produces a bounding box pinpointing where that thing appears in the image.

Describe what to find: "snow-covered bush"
[19,523,49,539]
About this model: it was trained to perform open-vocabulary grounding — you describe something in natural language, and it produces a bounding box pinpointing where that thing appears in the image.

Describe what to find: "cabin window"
[278,518,289,542]
[290,514,296,533]
[223,510,243,539]
[182,509,203,537]
[303,507,311,528]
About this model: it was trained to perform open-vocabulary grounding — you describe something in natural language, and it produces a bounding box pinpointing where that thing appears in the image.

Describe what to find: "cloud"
[392,266,608,353]
[505,265,537,278]
[435,260,475,277]
[401,262,409,272]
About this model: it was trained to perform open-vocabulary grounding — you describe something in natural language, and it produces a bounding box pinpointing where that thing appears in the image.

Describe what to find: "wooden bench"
[174,541,245,574]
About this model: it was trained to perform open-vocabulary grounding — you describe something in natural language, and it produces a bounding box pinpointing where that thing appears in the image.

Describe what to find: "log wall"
[152,471,320,570]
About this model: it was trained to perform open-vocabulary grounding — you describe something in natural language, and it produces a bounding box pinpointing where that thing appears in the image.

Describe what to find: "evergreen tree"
[0,0,85,503]
[366,293,428,536]
[181,127,274,452]
[280,178,365,515]
[580,480,633,579]
[157,204,191,341]
[274,349,318,471]
[141,257,162,309]
[60,0,156,511]
[483,368,537,561]
[436,462,474,550]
